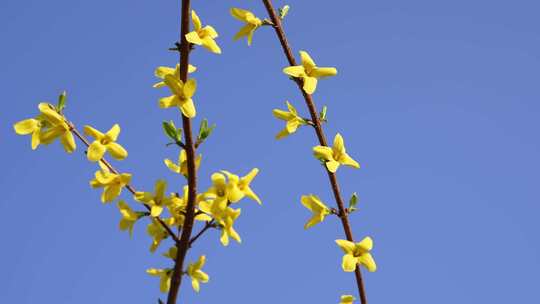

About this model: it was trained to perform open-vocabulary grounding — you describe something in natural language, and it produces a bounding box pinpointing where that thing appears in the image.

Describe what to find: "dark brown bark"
[166,0,199,303]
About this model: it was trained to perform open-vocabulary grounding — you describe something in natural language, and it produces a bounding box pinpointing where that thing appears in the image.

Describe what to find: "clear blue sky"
[2,0,539,303]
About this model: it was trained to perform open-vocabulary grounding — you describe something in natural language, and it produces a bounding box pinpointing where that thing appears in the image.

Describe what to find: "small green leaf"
[320,105,327,121]
[349,192,358,212]
[57,91,67,112]
[279,5,290,19]
[198,119,216,141]
[163,120,181,142]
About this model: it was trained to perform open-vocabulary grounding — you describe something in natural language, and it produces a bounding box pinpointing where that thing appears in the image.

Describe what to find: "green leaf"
[349,192,358,212]
[279,5,290,19]
[163,120,181,142]
[57,91,67,112]
[198,119,216,141]
[319,105,327,121]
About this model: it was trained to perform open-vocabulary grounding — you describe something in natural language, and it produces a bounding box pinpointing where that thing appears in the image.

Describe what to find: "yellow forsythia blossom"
[164,149,202,177]
[185,10,221,54]
[340,295,356,304]
[147,219,169,252]
[272,101,307,139]
[83,124,128,162]
[198,198,242,246]
[146,268,172,293]
[153,64,196,88]
[313,133,360,173]
[14,102,76,152]
[335,237,377,272]
[166,185,213,227]
[187,255,209,292]
[301,194,330,229]
[283,51,337,94]
[230,8,262,46]
[207,169,261,205]
[158,74,197,118]
[90,164,131,203]
[117,200,141,236]
[134,179,172,217]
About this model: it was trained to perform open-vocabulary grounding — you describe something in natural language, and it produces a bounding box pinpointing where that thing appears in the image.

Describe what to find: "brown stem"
[260,1,368,303]
[166,0,198,303]
[68,124,181,244]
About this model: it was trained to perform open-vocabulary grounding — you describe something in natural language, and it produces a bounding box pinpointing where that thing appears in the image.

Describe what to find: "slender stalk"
[188,220,215,247]
[260,1,368,302]
[166,0,198,303]
[68,123,181,244]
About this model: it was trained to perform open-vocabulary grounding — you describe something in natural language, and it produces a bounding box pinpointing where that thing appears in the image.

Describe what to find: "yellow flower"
[153,64,196,88]
[164,150,202,177]
[185,10,221,54]
[146,268,172,293]
[218,207,242,246]
[339,295,356,304]
[83,124,128,162]
[147,219,169,252]
[283,51,337,94]
[166,185,213,227]
[90,164,131,203]
[313,133,360,173]
[301,195,330,229]
[187,255,209,292]
[198,199,242,246]
[13,118,41,150]
[335,237,377,272]
[158,74,197,118]
[230,8,262,46]
[14,102,76,152]
[117,200,141,236]
[134,179,172,217]
[272,101,307,139]
[207,169,261,205]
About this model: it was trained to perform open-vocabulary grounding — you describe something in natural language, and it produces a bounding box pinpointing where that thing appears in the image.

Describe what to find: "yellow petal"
[283,65,305,78]
[357,236,373,251]
[299,51,316,70]
[230,8,251,21]
[38,103,63,125]
[358,253,377,272]
[335,239,356,254]
[201,36,222,54]
[183,78,197,98]
[87,141,106,162]
[191,9,202,30]
[31,130,40,150]
[203,25,219,39]
[311,67,338,78]
[313,145,334,161]
[103,184,121,203]
[60,131,76,153]
[159,95,180,108]
[340,295,356,304]
[105,124,121,142]
[302,76,318,94]
[107,142,128,160]
[83,125,104,140]
[151,205,164,217]
[333,133,346,154]
[180,98,196,118]
[342,254,358,272]
[325,160,340,173]
[155,66,176,79]
[164,158,181,173]
[14,118,39,135]
[185,31,203,45]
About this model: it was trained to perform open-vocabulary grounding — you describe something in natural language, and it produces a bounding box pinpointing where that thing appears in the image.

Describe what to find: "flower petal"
[87,141,107,162]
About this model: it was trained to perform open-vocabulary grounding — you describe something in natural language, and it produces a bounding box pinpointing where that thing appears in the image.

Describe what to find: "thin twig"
[188,220,215,247]
[260,1,369,303]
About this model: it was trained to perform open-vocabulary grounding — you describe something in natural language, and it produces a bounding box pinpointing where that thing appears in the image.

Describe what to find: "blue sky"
[2,0,540,303]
